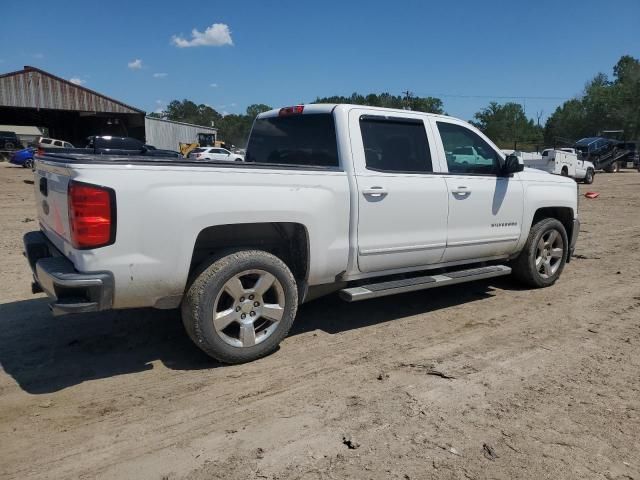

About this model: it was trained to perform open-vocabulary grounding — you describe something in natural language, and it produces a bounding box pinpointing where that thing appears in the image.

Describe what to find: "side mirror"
[502,154,524,175]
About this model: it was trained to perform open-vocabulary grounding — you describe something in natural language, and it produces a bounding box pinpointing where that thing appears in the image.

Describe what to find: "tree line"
[151,55,639,150]
[148,101,272,147]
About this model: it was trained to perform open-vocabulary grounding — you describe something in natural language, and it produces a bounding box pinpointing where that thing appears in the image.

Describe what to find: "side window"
[437,122,501,175]
[359,116,433,173]
[198,133,215,147]
[54,140,63,147]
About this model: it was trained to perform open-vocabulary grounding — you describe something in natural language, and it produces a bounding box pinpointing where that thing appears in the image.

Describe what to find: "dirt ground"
[0,163,639,480]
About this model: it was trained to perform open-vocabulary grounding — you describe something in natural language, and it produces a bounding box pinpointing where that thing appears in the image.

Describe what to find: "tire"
[511,218,568,288]
[583,168,594,184]
[561,166,569,176]
[181,250,298,364]
[23,159,33,169]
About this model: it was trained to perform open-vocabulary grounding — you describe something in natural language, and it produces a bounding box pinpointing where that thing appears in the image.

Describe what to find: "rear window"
[245,113,339,168]
[360,116,433,173]
[191,148,206,153]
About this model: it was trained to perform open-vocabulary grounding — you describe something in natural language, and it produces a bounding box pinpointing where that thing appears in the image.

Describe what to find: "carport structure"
[0,66,145,146]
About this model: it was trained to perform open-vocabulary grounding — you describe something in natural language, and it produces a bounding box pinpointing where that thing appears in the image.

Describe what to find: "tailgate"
[34,161,73,250]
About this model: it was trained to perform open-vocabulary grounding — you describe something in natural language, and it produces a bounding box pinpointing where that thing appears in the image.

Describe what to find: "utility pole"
[402,90,414,110]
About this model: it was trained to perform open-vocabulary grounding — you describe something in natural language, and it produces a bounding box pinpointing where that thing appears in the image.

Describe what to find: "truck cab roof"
[257,103,454,121]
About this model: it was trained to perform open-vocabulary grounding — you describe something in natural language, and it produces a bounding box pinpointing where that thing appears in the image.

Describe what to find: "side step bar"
[339,265,511,302]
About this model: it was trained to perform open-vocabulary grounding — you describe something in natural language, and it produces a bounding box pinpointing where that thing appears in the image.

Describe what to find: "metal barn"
[0,66,145,146]
[144,116,218,151]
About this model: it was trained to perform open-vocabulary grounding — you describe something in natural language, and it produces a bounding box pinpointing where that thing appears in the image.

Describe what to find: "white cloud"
[171,23,233,48]
[153,72,168,78]
[69,77,85,85]
[209,83,218,88]
[230,102,237,107]
[128,59,143,70]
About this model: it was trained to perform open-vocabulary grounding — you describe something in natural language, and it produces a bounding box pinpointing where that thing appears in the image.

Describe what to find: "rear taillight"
[68,181,116,249]
[279,105,304,116]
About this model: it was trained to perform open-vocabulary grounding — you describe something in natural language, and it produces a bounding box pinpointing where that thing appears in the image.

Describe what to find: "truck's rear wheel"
[511,218,568,288]
[561,166,569,176]
[182,250,298,364]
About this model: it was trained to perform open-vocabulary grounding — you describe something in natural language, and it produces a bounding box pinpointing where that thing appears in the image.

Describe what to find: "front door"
[431,119,524,263]
[350,110,449,273]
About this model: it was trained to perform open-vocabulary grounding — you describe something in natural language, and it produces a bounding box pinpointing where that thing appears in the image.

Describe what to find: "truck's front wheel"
[511,218,568,288]
[182,250,298,364]
[583,168,594,184]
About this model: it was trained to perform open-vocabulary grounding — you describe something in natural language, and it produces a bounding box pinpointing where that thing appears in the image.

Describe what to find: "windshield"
[575,137,598,146]
[245,113,339,167]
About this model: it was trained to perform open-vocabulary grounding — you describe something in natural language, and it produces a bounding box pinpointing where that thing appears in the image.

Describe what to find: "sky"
[1,0,639,122]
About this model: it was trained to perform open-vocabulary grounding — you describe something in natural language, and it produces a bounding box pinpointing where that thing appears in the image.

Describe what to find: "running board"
[339,265,511,302]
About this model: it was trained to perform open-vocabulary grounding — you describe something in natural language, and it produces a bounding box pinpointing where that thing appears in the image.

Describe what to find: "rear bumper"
[568,218,580,262]
[23,231,114,316]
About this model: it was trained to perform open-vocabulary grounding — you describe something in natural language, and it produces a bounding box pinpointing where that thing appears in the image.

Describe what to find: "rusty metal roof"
[0,66,145,114]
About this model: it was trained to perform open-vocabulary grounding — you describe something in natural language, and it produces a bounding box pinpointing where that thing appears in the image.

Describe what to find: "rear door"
[431,119,524,263]
[349,109,448,273]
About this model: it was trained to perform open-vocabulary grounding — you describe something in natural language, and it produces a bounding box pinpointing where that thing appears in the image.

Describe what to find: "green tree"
[544,55,640,143]
[163,99,222,126]
[471,102,543,150]
[313,92,444,114]
[216,104,273,147]
[246,104,272,119]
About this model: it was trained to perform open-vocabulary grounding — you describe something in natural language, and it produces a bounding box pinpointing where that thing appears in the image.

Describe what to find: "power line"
[418,92,571,101]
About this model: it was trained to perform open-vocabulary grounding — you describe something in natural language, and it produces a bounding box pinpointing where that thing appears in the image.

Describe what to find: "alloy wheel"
[213,269,285,348]
[535,229,564,279]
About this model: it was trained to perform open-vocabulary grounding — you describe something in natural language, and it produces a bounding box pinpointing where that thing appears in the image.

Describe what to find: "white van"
[38,137,74,149]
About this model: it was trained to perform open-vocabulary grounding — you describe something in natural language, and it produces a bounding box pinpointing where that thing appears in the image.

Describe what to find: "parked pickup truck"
[39,135,181,158]
[528,148,595,183]
[24,104,580,364]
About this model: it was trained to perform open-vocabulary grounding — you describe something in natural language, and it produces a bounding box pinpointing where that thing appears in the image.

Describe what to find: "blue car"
[9,147,35,168]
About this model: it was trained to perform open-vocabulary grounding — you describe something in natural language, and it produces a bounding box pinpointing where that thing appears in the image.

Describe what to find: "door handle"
[362,186,388,197]
[452,186,471,196]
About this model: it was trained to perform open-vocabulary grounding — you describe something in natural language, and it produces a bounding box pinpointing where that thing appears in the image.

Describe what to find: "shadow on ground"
[0,281,497,394]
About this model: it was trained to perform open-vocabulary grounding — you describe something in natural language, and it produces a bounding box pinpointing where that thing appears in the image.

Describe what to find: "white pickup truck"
[24,104,580,363]
[533,148,595,183]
